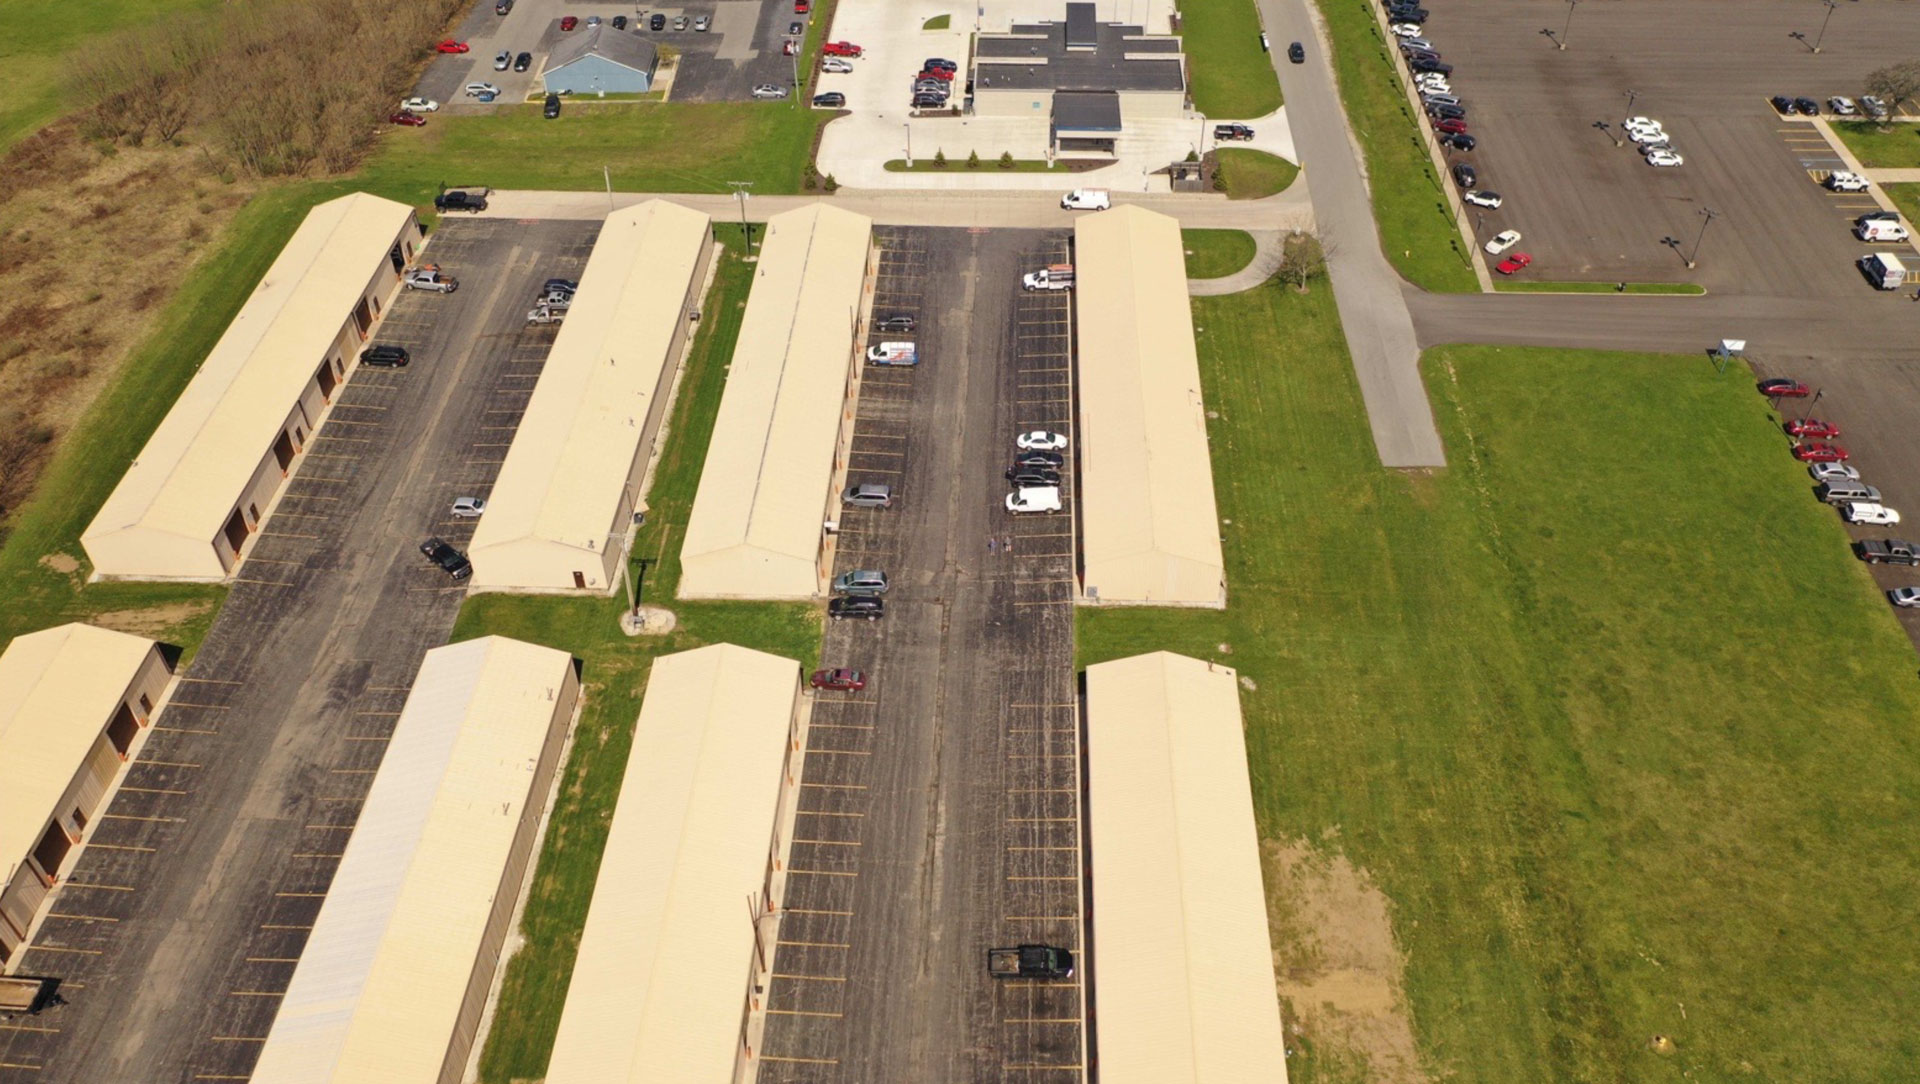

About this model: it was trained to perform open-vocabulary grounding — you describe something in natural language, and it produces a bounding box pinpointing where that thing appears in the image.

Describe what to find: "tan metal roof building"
[249,636,578,1084]
[1,624,171,965]
[1074,206,1226,607]
[679,203,873,599]
[545,643,801,1083]
[1083,651,1287,1084]
[82,193,421,581]
[469,200,712,593]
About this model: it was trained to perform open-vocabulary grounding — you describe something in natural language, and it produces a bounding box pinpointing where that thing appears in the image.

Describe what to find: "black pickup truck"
[433,188,488,213]
[988,945,1075,979]
[1855,539,1920,566]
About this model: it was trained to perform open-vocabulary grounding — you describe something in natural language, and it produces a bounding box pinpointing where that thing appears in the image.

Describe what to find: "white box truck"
[1860,252,1908,290]
[1060,188,1111,210]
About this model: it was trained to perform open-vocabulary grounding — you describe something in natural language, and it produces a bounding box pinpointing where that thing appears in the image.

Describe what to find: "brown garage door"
[30,824,71,884]
[222,509,250,555]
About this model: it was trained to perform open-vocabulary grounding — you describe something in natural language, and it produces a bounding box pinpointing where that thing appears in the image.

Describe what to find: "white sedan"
[1485,229,1522,255]
[1628,125,1668,145]
[1016,431,1069,452]
[1645,149,1683,167]
[1810,461,1861,483]
[1890,586,1920,608]
[1463,190,1503,209]
[1390,22,1423,36]
[822,57,854,73]
[1843,502,1902,526]
[400,96,440,113]
[752,84,789,99]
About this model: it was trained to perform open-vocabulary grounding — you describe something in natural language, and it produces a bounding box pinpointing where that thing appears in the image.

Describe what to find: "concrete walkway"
[1189,230,1284,296]
[1256,0,1446,468]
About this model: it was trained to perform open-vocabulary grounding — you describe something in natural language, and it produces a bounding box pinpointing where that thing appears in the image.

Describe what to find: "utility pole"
[1558,0,1579,49]
[727,180,754,252]
[1812,0,1838,53]
[603,164,613,212]
[1624,88,1638,121]
[1687,207,1720,269]
[905,122,913,166]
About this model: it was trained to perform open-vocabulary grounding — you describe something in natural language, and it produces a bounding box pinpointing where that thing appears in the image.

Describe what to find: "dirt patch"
[90,599,217,640]
[1264,839,1430,1084]
[38,552,79,575]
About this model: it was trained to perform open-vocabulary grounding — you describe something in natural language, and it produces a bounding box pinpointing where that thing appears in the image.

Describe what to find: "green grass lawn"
[923,13,951,30]
[1080,276,1920,1082]
[1213,147,1300,199]
[1831,120,1920,169]
[1312,0,1477,292]
[471,228,818,1084]
[1884,182,1920,227]
[0,0,227,153]
[1182,229,1259,279]
[1493,280,1706,295]
[1180,0,1283,118]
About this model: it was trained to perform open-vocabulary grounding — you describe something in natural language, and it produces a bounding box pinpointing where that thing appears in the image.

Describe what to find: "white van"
[1860,252,1908,290]
[1857,219,1910,243]
[1022,265,1075,291]
[1060,188,1111,210]
[1005,486,1062,514]
[866,341,919,366]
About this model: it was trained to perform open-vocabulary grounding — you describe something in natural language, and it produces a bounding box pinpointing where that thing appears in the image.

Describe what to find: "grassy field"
[1831,120,1920,169]
[1493,280,1706,295]
[1312,0,1477,293]
[1080,277,1920,1082]
[1182,229,1259,279]
[0,0,227,153]
[1180,0,1283,118]
[1214,147,1300,199]
[1885,182,1920,227]
[471,228,818,1083]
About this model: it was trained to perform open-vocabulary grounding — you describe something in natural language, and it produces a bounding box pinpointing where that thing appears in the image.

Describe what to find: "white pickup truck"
[1021,264,1075,292]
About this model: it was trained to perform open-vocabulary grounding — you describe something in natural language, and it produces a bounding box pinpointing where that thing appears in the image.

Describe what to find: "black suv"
[1006,466,1062,487]
[360,344,410,368]
[874,313,915,333]
[495,0,512,12]
[544,94,562,119]
[813,92,847,108]
[1452,162,1476,188]
[650,12,666,29]
[611,14,627,29]
[420,537,473,579]
[434,189,487,213]
[828,596,884,620]
[1213,123,1254,141]
[514,51,533,72]
[1288,41,1305,63]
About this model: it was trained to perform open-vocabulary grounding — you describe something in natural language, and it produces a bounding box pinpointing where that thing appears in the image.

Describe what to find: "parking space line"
[21,945,101,956]
[793,839,862,847]
[101,813,183,824]
[61,881,134,892]
[231,577,294,588]
[120,784,190,794]
[767,1008,845,1018]
[804,748,871,756]
[760,1055,840,1065]
[245,956,300,963]
[772,972,848,982]
[228,990,282,998]
[779,940,851,949]
[788,868,860,877]
[45,912,117,923]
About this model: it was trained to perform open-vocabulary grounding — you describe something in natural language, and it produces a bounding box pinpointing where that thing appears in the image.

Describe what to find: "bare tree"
[1274,231,1330,292]
[1865,60,1920,125]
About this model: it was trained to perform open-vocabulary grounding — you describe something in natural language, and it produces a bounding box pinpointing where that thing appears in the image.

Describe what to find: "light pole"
[905,122,913,166]
[1687,207,1720,269]
[1595,120,1620,147]
[1558,0,1579,50]
[1624,89,1638,121]
[1799,387,1823,425]
[1811,0,1838,53]
[727,180,754,252]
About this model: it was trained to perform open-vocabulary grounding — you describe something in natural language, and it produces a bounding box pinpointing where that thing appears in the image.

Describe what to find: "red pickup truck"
[822,40,862,57]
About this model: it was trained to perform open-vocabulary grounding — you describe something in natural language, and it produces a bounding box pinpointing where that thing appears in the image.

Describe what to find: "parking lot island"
[80,193,423,581]
[679,203,875,600]
[468,200,712,593]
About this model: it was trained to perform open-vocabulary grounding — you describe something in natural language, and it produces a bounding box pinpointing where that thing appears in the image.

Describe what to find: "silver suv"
[842,483,893,509]
[832,569,889,596]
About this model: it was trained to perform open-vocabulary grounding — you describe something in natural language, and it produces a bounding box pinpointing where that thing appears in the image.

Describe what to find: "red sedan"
[1792,442,1850,463]
[794,0,811,12]
[809,668,867,692]
[1495,252,1532,275]
[1785,418,1841,439]
[388,111,428,127]
[560,15,578,30]
[1433,117,1468,135]
[1757,378,1810,398]
[436,39,470,53]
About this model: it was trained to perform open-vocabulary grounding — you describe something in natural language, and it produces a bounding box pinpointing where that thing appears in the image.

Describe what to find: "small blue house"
[543,26,659,95]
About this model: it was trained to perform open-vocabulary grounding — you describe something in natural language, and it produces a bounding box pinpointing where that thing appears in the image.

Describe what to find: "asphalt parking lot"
[1416,0,1917,295]
[0,219,597,1083]
[757,226,1087,1082]
[416,0,801,108]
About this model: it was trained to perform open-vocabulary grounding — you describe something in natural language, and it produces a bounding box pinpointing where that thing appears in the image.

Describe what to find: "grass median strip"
[470,228,818,1084]
[1182,229,1259,280]
[1313,0,1477,293]
[1081,275,1920,1081]
[1179,0,1282,118]
[1830,120,1920,169]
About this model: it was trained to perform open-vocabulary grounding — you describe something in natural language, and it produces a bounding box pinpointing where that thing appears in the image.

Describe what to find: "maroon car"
[560,15,578,30]
[1785,418,1840,439]
[1792,442,1850,463]
[389,111,428,127]
[810,668,867,692]
[1433,117,1468,135]
[1758,378,1810,398]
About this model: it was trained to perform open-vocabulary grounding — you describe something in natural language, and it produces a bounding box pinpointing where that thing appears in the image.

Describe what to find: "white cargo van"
[1856,219,1910,243]
[866,341,919,366]
[1060,188,1111,210]
[1860,252,1908,290]
[1022,264,1075,291]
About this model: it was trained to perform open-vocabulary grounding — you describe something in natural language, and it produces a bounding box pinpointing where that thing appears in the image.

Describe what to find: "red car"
[1433,117,1468,135]
[560,15,578,30]
[809,668,867,692]
[1785,418,1841,439]
[1495,252,1532,275]
[388,111,428,127]
[794,0,811,11]
[436,39,470,53]
[822,41,863,57]
[1758,378,1810,398]
[916,67,954,81]
[1792,442,1850,463]
[783,38,798,55]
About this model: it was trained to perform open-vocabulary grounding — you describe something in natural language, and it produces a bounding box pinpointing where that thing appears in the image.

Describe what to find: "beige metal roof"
[469,200,710,591]
[679,203,872,599]
[1074,206,1226,606]
[82,193,415,580]
[545,643,799,1083]
[250,636,575,1084]
[1083,651,1288,1084]
[0,624,158,884]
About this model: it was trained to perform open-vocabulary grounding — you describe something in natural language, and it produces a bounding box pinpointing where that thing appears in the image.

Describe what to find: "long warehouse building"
[678,203,873,600]
[82,192,422,581]
[469,200,712,593]
[1,624,172,966]
[248,636,578,1084]
[1073,205,1227,607]
[1083,652,1287,1084]
[544,643,805,1083]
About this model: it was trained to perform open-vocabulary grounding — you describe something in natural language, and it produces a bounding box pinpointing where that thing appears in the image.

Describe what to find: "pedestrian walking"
[1003,535,1013,554]
[988,535,997,554]
[1911,286,1920,302]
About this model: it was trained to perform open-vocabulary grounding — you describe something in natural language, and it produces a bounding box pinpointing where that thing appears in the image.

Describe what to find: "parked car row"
[828,569,887,621]
[527,276,576,324]
[1006,432,1068,514]
[1771,94,1891,119]
[1623,116,1683,168]
[910,57,958,110]
[1759,379,1919,603]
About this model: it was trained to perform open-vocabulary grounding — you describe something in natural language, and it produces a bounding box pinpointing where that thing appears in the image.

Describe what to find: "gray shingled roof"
[546,24,659,75]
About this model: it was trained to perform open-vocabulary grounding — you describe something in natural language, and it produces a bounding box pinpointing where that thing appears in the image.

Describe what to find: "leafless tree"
[1865,60,1920,125]
[1274,231,1330,292]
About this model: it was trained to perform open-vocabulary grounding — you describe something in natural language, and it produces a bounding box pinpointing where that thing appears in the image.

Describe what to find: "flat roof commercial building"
[545,644,804,1084]
[973,2,1187,155]
[1,624,172,967]
[82,193,422,581]
[1083,652,1288,1084]
[1074,206,1226,607]
[469,201,712,593]
[249,637,578,1084]
[679,203,873,600]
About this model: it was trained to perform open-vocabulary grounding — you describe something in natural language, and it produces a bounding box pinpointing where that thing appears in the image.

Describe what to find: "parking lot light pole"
[1800,388,1823,425]
[1624,89,1638,121]
[905,123,913,166]
[1558,0,1579,49]
[727,180,754,252]
[1687,207,1720,269]
[1812,0,1838,53]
